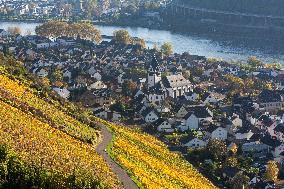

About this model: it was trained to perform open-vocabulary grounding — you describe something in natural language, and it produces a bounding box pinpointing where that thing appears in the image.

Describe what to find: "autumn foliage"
[0,61,121,188]
[97,118,217,189]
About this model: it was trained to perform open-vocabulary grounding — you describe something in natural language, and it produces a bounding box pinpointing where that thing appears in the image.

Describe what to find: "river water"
[1,21,284,64]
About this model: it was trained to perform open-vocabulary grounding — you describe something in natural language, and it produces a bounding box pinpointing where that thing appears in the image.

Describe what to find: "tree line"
[35,21,102,43]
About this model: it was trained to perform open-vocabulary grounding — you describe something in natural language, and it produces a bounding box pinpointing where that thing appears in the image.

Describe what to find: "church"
[146,56,192,100]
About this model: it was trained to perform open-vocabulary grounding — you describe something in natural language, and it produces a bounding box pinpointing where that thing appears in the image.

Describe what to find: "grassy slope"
[0,57,121,188]
[98,118,218,189]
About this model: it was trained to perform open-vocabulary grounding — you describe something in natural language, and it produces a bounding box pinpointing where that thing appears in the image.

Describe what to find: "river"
[1,21,284,64]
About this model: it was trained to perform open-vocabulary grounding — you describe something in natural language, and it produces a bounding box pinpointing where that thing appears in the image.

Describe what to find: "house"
[211,127,228,141]
[242,141,270,158]
[87,81,107,90]
[142,108,159,123]
[175,105,188,118]
[35,68,49,78]
[152,118,174,133]
[183,137,207,149]
[184,106,213,130]
[273,123,284,142]
[202,92,225,104]
[53,87,70,99]
[91,72,102,81]
[63,70,72,81]
[258,90,283,113]
[0,29,9,37]
[92,88,115,107]
[184,91,199,101]
[272,143,284,158]
[147,56,192,98]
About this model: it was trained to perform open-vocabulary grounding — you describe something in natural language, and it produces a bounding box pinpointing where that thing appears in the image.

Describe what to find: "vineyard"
[98,118,217,189]
[0,55,217,188]
[0,58,121,188]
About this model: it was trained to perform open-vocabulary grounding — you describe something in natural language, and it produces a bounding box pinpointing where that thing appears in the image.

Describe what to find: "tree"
[247,56,263,70]
[122,80,137,96]
[50,69,63,83]
[229,143,238,155]
[229,171,250,189]
[113,30,132,44]
[182,70,191,80]
[133,38,146,49]
[264,160,279,182]
[161,42,173,56]
[7,27,21,35]
[206,139,227,161]
[35,21,101,43]
[224,157,238,168]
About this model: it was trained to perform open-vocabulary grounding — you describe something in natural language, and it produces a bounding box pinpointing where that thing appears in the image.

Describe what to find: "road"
[96,125,138,189]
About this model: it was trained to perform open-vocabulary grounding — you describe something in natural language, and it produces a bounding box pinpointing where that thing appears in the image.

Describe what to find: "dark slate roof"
[149,55,159,70]
[260,134,281,148]
[259,90,282,103]
[152,118,167,127]
[274,123,284,133]
[184,106,212,119]
[222,167,240,178]
[141,107,158,117]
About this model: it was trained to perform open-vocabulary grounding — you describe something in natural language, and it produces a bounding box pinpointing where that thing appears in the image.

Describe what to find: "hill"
[179,0,284,16]
[0,54,217,189]
[0,55,121,188]
[97,119,217,189]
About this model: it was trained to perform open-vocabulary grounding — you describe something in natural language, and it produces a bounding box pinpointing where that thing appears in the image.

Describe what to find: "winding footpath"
[96,125,138,189]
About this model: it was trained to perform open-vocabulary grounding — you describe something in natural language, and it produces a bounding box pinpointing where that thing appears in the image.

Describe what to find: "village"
[1,27,284,188]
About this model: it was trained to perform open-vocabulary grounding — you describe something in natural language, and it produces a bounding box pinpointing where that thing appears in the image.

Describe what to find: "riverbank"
[1,19,284,64]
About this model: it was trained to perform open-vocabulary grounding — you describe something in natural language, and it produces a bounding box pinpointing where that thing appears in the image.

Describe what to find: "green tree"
[161,42,173,56]
[206,139,227,161]
[113,30,132,44]
[50,69,63,83]
[264,160,279,182]
[229,171,250,189]
[247,56,263,70]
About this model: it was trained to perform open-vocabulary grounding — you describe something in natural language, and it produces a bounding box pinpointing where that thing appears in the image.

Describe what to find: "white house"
[184,91,199,101]
[63,70,72,81]
[91,72,102,81]
[176,105,188,118]
[147,92,165,104]
[88,81,107,90]
[202,92,225,104]
[235,130,254,140]
[273,143,284,158]
[232,116,243,128]
[0,29,9,37]
[184,107,213,130]
[211,127,228,141]
[53,87,70,99]
[183,138,207,149]
[36,68,49,78]
[153,118,173,133]
[142,108,159,123]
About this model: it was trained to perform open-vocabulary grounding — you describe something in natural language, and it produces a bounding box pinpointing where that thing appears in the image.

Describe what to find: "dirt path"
[96,125,138,189]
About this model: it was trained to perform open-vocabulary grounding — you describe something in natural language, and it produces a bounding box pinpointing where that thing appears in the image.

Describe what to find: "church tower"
[147,55,161,89]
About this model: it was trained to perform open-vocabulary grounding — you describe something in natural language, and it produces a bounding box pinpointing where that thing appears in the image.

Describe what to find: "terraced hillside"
[0,54,217,189]
[0,56,121,188]
[98,118,217,189]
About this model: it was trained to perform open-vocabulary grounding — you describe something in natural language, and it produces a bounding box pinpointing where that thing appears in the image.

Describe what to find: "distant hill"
[179,0,284,16]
